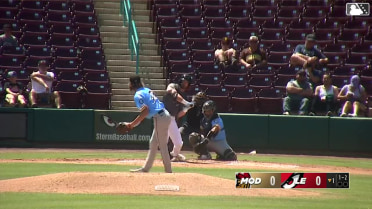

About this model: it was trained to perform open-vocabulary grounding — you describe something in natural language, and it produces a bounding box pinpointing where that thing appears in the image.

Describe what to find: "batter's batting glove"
[185,102,195,109]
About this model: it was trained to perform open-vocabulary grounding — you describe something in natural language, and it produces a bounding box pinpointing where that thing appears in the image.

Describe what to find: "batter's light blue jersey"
[211,117,226,141]
[134,87,165,119]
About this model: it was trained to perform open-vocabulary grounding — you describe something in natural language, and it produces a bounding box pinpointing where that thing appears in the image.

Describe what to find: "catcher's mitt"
[116,122,132,134]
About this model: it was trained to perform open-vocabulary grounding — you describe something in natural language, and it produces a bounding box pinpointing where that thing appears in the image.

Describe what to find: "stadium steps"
[94,0,165,111]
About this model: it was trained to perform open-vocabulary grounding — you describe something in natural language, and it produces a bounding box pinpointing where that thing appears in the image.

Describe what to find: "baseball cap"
[7,71,17,78]
[38,60,47,66]
[221,37,231,45]
[296,69,307,76]
[306,34,316,41]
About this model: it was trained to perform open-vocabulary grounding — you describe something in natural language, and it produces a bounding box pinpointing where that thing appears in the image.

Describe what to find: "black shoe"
[31,104,38,108]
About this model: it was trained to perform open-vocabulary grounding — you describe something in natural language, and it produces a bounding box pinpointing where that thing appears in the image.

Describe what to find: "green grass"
[0,192,369,209]
[241,155,372,169]
[1,151,371,169]
[0,151,371,209]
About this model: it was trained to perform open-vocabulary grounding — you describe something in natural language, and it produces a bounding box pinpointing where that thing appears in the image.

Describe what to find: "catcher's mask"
[202,100,216,119]
[192,91,208,107]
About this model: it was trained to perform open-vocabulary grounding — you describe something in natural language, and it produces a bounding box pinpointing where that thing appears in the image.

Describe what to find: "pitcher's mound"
[0,172,319,197]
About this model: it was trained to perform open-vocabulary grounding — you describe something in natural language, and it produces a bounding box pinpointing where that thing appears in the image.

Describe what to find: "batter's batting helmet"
[179,74,192,85]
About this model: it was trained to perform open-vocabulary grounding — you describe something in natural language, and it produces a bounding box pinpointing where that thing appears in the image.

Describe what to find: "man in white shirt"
[29,60,62,108]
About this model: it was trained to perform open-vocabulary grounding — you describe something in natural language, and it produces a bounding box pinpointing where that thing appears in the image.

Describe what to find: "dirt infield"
[0,172,321,197]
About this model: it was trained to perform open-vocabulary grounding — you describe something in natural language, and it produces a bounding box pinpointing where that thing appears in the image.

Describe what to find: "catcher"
[189,100,237,161]
[179,91,208,138]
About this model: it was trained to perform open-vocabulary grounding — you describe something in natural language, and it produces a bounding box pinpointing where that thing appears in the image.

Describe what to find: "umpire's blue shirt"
[134,87,164,119]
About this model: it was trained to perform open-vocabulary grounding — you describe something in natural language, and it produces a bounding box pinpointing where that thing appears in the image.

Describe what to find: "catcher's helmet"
[202,100,216,113]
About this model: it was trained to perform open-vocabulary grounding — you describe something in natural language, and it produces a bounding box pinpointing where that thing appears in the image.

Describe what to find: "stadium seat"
[46,11,73,25]
[46,1,71,12]
[337,31,362,48]
[223,74,247,90]
[26,45,52,58]
[343,55,369,68]
[20,32,50,47]
[196,63,221,77]
[22,22,49,34]
[260,31,284,45]
[198,75,223,88]
[54,81,83,109]
[49,23,74,35]
[261,19,286,34]
[84,81,111,109]
[327,6,351,24]
[54,46,79,58]
[227,7,251,23]
[58,71,83,82]
[301,7,328,24]
[248,76,274,91]
[251,7,276,24]
[84,71,109,83]
[276,8,302,24]
[205,86,230,112]
[20,0,47,11]
[257,88,285,114]
[230,87,257,113]
[267,54,290,68]
[315,20,341,36]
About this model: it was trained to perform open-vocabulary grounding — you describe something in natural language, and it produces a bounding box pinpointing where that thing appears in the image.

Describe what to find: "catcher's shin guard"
[223,148,237,161]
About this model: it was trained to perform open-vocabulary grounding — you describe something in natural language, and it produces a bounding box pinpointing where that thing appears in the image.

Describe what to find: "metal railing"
[120,0,140,74]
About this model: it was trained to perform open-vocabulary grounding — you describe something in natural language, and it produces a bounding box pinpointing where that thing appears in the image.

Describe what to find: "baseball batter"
[126,75,172,173]
[163,74,194,162]
[189,100,237,161]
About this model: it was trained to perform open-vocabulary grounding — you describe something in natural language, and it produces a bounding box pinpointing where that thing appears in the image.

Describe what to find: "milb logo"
[346,3,370,16]
[236,173,262,188]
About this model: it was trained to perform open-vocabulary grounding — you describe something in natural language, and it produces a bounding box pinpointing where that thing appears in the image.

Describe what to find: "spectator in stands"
[338,75,367,117]
[239,35,267,69]
[3,71,27,107]
[0,24,18,48]
[29,60,62,108]
[290,34,328,69]
[214,37,238,71]
[303,62,322,88]
[310,73,339,116]
[283,69,313,115]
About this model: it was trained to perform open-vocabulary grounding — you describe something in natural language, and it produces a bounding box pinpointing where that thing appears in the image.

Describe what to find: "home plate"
[155,185,180,191]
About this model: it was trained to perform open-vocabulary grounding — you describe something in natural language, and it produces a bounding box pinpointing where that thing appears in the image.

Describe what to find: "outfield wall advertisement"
[94,110,152,144]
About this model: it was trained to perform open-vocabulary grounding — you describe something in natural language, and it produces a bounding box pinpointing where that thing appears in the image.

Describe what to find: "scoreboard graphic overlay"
[236,172,349,189]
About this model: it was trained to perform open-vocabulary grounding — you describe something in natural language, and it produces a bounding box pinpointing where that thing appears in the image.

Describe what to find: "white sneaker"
[171,154,186,162]
[129,168,147,173]
[283,112,289,115]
